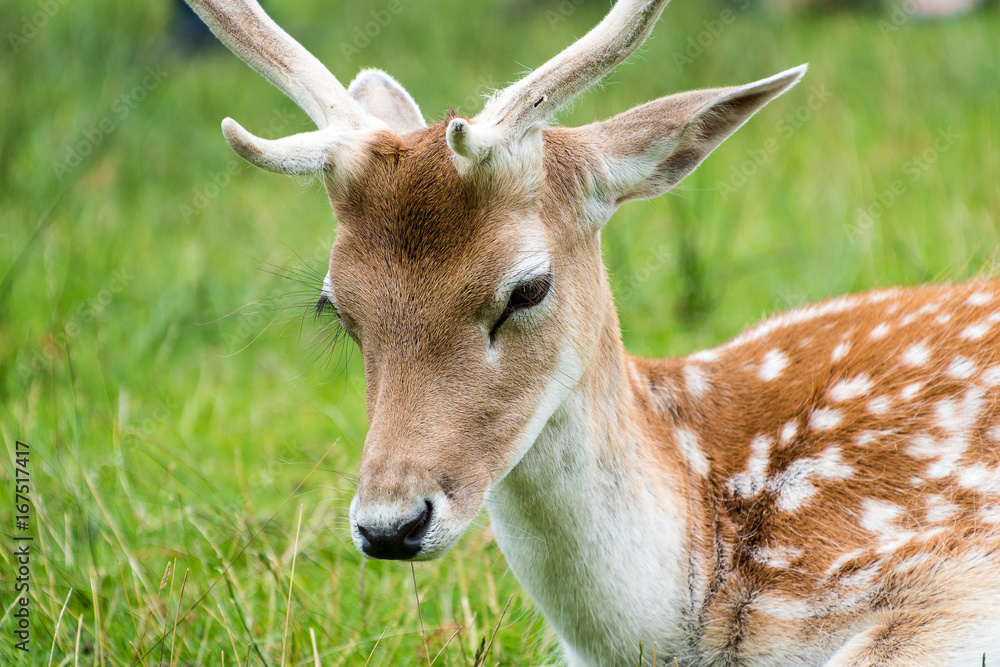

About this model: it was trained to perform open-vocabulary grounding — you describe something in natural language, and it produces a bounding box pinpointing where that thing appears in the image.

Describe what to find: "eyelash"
[491,274,553,338]
[308,291,357,368]
[315,294,337,317]
[315,294,348,336]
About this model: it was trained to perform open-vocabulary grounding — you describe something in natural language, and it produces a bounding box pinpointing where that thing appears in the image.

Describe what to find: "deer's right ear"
[348,69,426,135]
[577,65,806,226]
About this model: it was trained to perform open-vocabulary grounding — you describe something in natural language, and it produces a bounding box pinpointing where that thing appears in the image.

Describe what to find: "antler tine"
[185,0,375,132]
[474,0,670,139]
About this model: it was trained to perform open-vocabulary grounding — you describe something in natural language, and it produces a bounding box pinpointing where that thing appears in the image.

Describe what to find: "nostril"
[402,500,433,546]
[355,500,433,560]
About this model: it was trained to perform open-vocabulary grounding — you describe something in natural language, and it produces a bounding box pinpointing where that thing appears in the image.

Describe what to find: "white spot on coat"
[945,356,976,380]
[752,545,804,569]
[894,553,933,575]
[900,383,923,401]
[924,494,960,523]
[920,388,985,479]
[906,433,938,460]
[839,564,880,590]
[855,430,880,446]
[980,366,1000,386]
[759,349,788,381]
[918,302,940,315]
[773,445,854,511]
[867,396,892,415]
[829,374,873,402]
[832,341,851,362]
[968,291,992,306]
[869,323,891,339]
[809,408,843,431]
[860,498,918,553]
[728,435,773,497]
[675,426,710,477]
[961,322,991,340]
[824,549,866,579]
[780,420,799,445]
[902,342,931,366]
[754,594,815,621]
[958,463,1000,495]
[684,364,709,401]
[981,504,1000,524]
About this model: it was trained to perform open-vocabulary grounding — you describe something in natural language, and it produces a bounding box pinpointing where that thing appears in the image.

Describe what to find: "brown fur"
[633,283,1000,662]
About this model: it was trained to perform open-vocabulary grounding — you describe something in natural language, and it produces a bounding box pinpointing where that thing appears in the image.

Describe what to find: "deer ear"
[348,69,426,134]
[578,65,806,221]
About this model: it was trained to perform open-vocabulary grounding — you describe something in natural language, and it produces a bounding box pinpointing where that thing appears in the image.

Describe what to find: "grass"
[1,0,998,664]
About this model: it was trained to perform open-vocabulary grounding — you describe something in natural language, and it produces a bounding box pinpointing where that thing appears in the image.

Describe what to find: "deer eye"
[491,274,553,337]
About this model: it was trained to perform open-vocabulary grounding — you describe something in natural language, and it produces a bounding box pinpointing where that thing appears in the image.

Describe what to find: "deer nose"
[356,500,433,560]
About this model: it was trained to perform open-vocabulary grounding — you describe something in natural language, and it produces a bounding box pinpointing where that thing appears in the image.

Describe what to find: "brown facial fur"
[327,122,601,530]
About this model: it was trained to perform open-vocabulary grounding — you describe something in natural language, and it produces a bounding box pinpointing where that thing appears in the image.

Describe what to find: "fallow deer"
[184,0,1000,664]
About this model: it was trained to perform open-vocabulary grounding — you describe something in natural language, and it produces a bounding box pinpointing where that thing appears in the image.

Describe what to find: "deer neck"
[486,293,707,663]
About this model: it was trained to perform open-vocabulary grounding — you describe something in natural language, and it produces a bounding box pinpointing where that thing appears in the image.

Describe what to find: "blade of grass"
[310,627,321,667]
[411,563,431,667]
[214,597,243,667]
[429,626,462,666]
[159,560,177,667]
[48,588,73,667]
[474,594,513,667]
[169,569,190,667]
[280,503,304,666]
[362,627,389,667]
[74,615,82,667]
[91,576,105,667]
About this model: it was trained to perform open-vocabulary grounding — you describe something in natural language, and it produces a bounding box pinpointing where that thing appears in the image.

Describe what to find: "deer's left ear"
[576,65,807,224]
[348,69,426,134]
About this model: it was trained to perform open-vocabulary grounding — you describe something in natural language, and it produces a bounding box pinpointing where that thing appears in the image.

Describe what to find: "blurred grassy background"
[1,0,998,664]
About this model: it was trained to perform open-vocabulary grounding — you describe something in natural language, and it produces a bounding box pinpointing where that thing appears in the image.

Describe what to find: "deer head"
[185,0,805,561]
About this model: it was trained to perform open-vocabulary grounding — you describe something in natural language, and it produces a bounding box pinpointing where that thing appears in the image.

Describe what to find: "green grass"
[1,0,998,664]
